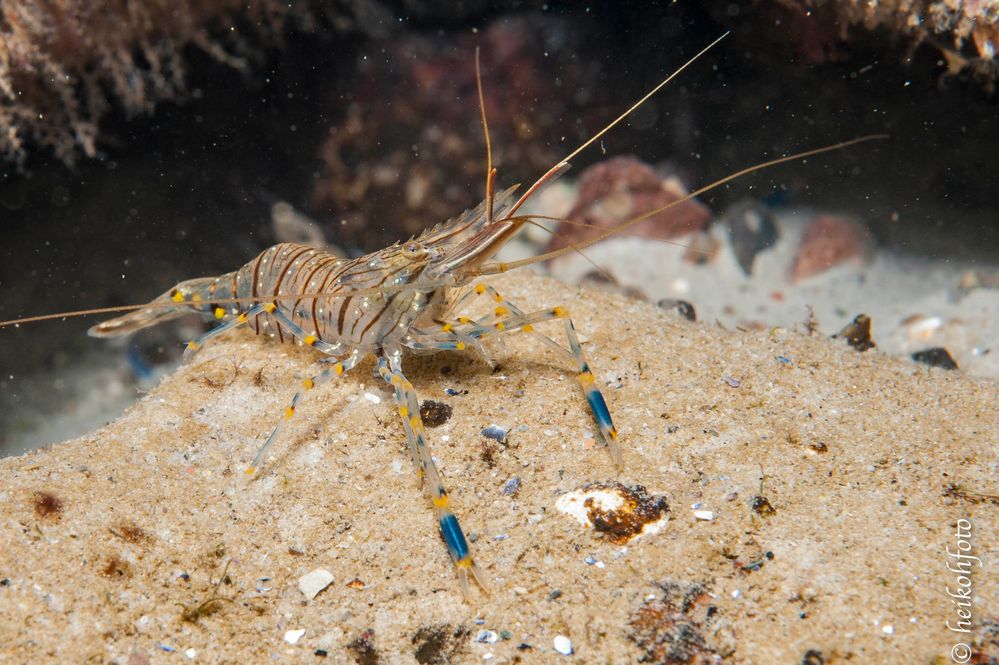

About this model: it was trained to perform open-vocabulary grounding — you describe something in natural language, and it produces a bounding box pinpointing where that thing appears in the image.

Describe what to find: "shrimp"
[0,35,884,599]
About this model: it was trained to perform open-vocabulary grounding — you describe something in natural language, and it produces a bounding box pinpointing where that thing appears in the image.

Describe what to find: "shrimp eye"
[402,241,427,259]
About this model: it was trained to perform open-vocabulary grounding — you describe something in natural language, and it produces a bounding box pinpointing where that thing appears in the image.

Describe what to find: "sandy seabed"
[1,272,995,664]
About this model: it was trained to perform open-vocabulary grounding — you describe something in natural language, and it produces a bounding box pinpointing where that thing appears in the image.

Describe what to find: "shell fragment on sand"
[298,568,334,600]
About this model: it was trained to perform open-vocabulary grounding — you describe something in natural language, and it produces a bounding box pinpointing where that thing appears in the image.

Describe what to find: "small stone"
[693,509,715,521]
[285,629,306,645]
[475,630,499,643]
[553,635,573,655]
[481,424,508,443]
[882,624,894,635]
[912,347,958,370]
[791,214,872,282]
[298,568,334,600]
[500,476,522,496]
[184,648,196,660]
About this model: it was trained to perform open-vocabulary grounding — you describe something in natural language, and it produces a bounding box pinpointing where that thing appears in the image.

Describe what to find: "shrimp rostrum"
[2,36,883,599]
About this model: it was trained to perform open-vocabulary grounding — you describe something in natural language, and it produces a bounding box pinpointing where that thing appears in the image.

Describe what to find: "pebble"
[481,424,508,443]
[298,568,334,600]
[500,476,522,496]
[184,648,197,659]
[476,630,499,643]
[553,635,573,655]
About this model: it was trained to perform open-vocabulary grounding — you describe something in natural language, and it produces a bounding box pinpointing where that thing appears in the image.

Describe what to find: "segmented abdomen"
[206,243,427,350]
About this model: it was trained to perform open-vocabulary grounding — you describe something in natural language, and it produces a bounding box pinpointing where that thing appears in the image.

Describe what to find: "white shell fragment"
[475,630,499,643]
[555,483,669,543]
[553,635,573,655]
[284,629,306,644]
[693,509,715,521]
[298,568,334,600]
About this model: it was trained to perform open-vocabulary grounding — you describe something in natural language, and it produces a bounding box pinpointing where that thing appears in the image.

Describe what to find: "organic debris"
[411,624,469,665]
[628,582,730,664]
[834,314,876,352]
[419,400,453,428]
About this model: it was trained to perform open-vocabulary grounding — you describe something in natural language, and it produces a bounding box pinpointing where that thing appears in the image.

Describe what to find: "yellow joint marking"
[456,341,466,351]
[403,380,414,391]
[334,363,345,375]
[191,293,203,304]
[303,378,315,390]
[495,322,505,331]
[522,324,534,333]
[553,306,568,318]
[458,316,471,324]
[171,291,185,303]
[391,375,403,386]
[609,428,619,440]
[432,496,450,509]
[578,371,595,386]
[214,307,225,319]
[456,557,473,569]
[474,284,486,294]
[263,303,277,314]
[399,406,409,418]
[186,340,199,350]
[245,466,256,476]
[409,415,423,431]
[494,306,509,317]
[284,406,295,420]
[441,323,453,333]
[237,313,248,324]
[492,293,503,303]
[304,335,317,346]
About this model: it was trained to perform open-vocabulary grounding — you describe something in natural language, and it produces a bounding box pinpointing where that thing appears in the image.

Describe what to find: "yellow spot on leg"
[474,284,486,295]
[245,466,257,476]
[399,406,409,418]
[284,406,295,420]
[171,290,185,303]
[237,313,248,324]
[456,341,466,350]
[334,363,344,375]
[522,324,534,333]
[214,307,225,319]
[578,371,595,387]
[495,322,505,331]
[441,323,453,333]
[433,496,450,509]
[263,303,276,313]
[553,306,568,318]
[409,416,423,432]
[187,340,199,351]
[494,306,509,317]
[304,335,317,346]
[302,378,314,390]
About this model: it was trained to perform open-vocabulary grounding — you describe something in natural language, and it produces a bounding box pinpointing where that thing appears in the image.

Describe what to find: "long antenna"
[474,134,889,275]
[507,31,730,217]
[475,47,497,225]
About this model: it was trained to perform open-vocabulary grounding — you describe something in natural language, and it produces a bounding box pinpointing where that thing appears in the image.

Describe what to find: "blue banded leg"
[410,283,622,465]
[376,348,487,599]
[246,349,363,476]
[183,303,270,361]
